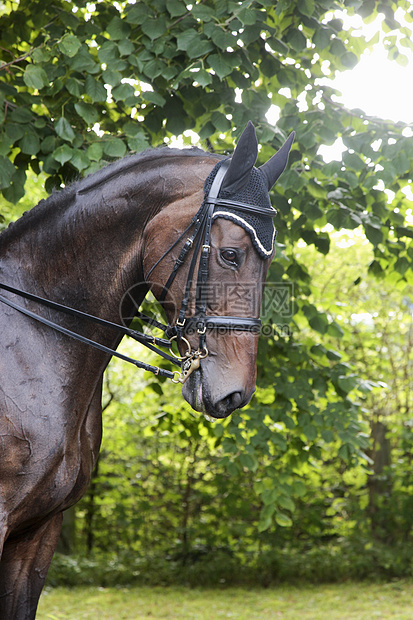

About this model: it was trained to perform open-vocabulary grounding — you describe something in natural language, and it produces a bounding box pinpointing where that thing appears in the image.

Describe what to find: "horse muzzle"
[182,364,255,419]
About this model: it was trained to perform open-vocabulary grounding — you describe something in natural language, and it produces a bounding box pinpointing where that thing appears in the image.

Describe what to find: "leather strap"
[0,292,177,378]
[0,157,273,381]
[183,316,261,333]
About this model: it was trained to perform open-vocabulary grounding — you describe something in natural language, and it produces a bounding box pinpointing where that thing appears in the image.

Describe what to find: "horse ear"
[220,121,258,194]
[259,131,295,190]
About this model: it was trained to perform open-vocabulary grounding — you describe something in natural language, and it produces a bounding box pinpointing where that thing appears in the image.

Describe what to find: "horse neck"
[1,153,211,323]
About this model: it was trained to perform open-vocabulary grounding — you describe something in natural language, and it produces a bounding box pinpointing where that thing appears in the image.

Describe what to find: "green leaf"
[23,65,49,90]
[74,102,98,125]
[87,142,103,161]
[58,33,82,58]
[209,26,236,50]
[141,17,167,40]
[98,41,119,64]
[70,150,90,171]
[394,256,409,275]
[143,91,166,107]
[278,495,295,512]
[191,4,214,20]
[297,0,315,17]
[143,59,167,80]
[207,54,233,79]
[396,53,409,67]
[321,429,334,443]
[0,156,15,189]
[118,39,135,57]
[112,83,135,102]
[259,503,276,531]
[292,480,307,497]
[327,322,344,338]
[55,117,76,143]
[53,144,73,164]
[341,52,358,69]
[211,111,230,132]
[19,131,40,155]
[3,168,26,203]
[239,453,258,471]
[166,0,187,17]
[122,121,140,137]
[32,47,52,63]
[194,69,213,87]
[69,47,97,73]
[107,16,131,41]
[309,313,329,334]
[337,374,358,394]
[10,108,33,124]
[177,29,199,52]
[275,511,293,527]
[267,36,289,55]
[0,132,9,156]
[257,513,273,532]
[103,138,126,158]
[199,121,215,140]
[102,69,122,88]
[127,133,149,152]
[261,488,278,505]
[237,8,260,25]
[66,78,83,97]
[330,38,347,58]
[286,29,306,52]
[312,27,331,50]
[85,75,107,103]
[302,424,317,441]
[6,123,25,142]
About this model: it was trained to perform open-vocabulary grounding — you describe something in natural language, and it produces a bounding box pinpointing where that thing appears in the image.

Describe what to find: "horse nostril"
[215,391,245,417]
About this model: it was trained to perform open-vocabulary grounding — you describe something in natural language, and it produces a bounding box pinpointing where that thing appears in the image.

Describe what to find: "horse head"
[143,122,294,419]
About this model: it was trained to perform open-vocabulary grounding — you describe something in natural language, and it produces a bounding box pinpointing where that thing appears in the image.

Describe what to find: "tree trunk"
[56,505,76,554]
[367,420,392,541]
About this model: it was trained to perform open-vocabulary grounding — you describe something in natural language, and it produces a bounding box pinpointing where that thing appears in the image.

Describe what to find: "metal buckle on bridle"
[171,345,209,384]
[168,335,192,361]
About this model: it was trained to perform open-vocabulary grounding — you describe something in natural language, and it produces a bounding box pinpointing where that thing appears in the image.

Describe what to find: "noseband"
[0,158,276,384]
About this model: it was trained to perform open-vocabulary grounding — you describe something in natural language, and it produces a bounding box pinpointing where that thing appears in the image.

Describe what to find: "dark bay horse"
[0,122,293,618]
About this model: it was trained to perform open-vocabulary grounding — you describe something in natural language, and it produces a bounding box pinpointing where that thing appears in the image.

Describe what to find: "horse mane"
[0,146,218,245]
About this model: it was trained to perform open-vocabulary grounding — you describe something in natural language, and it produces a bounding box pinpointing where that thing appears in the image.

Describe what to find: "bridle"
[0,158,276,384]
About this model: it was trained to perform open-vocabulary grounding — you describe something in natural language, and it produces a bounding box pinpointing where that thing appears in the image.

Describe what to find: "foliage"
[46,538,413,587]
[1,0,413,539]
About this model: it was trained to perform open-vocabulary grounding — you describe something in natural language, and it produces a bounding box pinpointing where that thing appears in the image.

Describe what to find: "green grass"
[37,582,413,619]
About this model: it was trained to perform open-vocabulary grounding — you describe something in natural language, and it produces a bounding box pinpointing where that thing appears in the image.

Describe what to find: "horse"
[0,121,293,618]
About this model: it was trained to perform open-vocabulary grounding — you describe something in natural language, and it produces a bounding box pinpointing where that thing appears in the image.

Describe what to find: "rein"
[0,157,276,384]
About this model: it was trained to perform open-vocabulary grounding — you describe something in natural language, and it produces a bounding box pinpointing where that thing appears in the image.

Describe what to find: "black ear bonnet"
[203,160,276,259]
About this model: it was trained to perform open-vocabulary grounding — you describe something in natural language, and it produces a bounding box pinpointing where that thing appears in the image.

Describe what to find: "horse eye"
[221,249,238,265]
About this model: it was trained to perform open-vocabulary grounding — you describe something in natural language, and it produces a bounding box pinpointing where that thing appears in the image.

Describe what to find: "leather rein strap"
[0,282,180,380]
[0,157,274,383]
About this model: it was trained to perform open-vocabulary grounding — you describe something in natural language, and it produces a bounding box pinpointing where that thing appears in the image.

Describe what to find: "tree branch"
[0,48,34,72]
